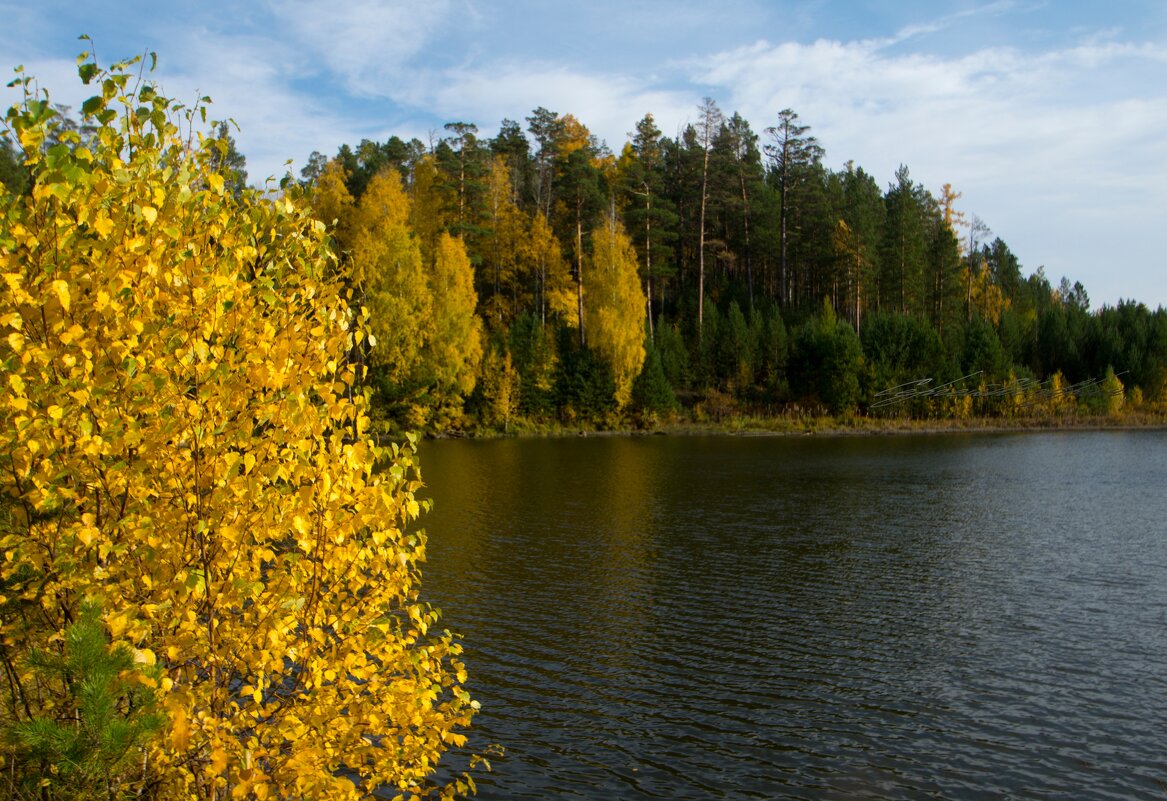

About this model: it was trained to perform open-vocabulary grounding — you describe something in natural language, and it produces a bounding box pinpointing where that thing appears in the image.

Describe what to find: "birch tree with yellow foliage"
[423,232,484,423]
[588,214,647,407]
[0,51,479,800]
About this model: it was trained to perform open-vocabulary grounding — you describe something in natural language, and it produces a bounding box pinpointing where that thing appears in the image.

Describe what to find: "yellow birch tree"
[352,169,432,392]
[408,155,449,268]
[424,233,484,418]
[587,214,647,407]
[0,53,477,800]
[531,211,574,328]
[479,157,525,327]
[307,158,356,254]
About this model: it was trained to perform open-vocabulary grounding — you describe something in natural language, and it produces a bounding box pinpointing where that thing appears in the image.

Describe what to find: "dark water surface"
[417,432,1167,800]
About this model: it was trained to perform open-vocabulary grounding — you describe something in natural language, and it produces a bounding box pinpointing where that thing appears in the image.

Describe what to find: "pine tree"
[620,114,678,336]
[695,98,723,327]
[1,604,163,799]
[879,165,930,316]
[631,339,679,422]
[765,109,823,306]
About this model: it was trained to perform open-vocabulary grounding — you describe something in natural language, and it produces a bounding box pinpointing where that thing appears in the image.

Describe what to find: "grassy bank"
[434,409,1167,440]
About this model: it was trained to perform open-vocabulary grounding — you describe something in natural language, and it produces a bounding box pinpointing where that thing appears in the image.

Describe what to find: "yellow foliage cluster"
[963,258,1008,326]
[429,233,484,397]
[309,164,483,429]
[352,169,432,381]
[477,347,520,432]
[478,157,573,331]
[587,215,647,408]
[0,54,476,798]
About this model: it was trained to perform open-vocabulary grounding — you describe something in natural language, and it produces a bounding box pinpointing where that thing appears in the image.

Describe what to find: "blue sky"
[2,1,1165,309]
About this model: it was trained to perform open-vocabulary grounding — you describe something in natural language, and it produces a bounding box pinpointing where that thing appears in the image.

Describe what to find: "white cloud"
[265,0,458,96]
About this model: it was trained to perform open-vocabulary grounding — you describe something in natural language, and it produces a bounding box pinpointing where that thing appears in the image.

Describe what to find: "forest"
[5,99,1166,433]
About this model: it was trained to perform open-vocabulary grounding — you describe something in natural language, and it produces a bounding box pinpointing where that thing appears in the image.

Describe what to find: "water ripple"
[420,432,1167,800]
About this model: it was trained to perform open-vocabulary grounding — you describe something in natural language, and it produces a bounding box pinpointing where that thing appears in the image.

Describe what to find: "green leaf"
[44,143,69,169]
[81,95,104,116]
[79,62,99,85]
[25,99,48,122]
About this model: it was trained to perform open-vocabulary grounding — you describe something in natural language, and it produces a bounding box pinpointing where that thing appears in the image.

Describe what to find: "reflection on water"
[418,432,1167,800]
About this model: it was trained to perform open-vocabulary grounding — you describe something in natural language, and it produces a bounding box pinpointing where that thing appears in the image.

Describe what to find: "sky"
[2,0,1165,309]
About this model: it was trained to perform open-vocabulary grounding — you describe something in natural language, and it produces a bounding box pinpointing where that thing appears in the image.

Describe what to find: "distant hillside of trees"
[7,100,1165,431]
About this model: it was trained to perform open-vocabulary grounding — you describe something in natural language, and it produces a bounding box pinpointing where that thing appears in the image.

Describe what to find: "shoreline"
[427,412,1167,441]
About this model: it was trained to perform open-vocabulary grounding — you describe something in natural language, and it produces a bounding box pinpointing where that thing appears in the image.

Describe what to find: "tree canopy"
[283,98,1165,428]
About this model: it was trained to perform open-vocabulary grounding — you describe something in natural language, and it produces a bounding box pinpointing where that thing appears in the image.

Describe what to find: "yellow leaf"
[210,747,228,775]
[170,704,190,751]
[93,215,114,238]
[208,173,224,193]
[141,206,158,225]
[2,273,23,295]
[107,613,129,638]
[51,279,70,313]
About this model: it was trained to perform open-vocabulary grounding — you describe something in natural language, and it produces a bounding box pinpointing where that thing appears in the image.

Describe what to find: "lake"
[417,431,1167,800]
